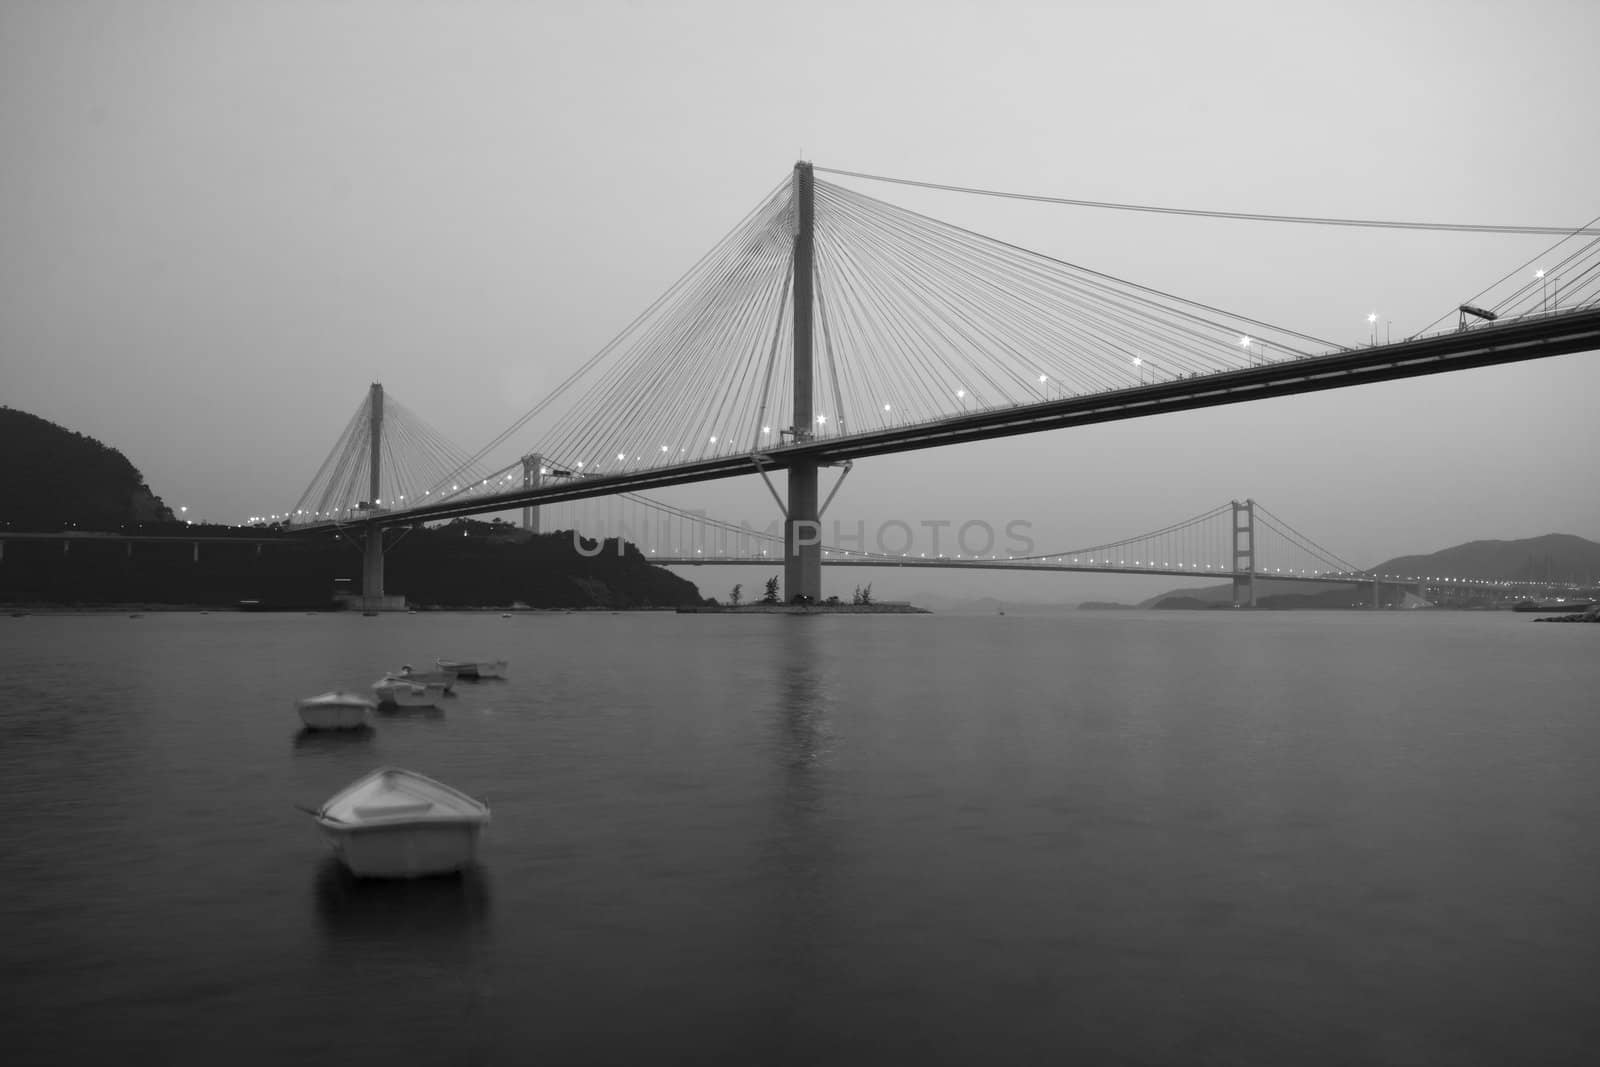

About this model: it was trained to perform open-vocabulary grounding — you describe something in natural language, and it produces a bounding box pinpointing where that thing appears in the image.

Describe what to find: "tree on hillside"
[761,576,780,604]
[729,583,742,606]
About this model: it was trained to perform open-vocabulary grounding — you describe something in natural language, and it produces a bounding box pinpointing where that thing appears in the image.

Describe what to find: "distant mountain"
[1136,578,1361,610]
[1369,534,1600,584]
[1139,532,1600,609]
[0,407,174,530]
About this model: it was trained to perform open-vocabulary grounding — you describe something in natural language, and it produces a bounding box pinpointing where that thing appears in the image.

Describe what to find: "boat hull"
[311,767,491,879]
[318,820,484,878]
[386,670,456,692]
[296,693,374,730]
[371,680,448,708]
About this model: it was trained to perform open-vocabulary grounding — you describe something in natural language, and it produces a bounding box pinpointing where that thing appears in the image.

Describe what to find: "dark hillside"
[0,407,174,530]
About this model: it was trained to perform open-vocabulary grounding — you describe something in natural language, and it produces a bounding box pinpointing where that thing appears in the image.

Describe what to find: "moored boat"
[436,658,509,680]
[382,665,456,692]
[310,767,490,878]
[371,676,448,708]
[297,690,377,730]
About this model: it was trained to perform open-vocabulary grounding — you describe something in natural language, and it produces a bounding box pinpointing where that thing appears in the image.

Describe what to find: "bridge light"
[883,403,891,412]
[762,426,771,434]
[1239,336,1251,348]
[816,415,827,424]
[617,454,625,461]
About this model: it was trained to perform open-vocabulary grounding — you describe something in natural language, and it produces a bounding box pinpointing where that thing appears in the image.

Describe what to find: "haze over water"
[3,610,1597,1065]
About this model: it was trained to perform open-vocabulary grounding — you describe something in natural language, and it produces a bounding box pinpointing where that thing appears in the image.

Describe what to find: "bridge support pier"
[362,523,384,603]
[784,460,821,602]
[1372,579,1381,609]
[521,454,544,533]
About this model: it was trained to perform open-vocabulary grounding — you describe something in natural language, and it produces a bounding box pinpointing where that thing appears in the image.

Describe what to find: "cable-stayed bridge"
[270,162,1600,607]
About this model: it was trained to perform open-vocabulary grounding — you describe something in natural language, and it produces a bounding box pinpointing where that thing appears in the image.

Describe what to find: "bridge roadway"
[2,532,1562,593]
[298,305,1600,530]
[648,555,1427,588]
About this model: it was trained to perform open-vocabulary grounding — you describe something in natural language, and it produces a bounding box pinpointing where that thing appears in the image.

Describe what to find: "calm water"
[2,609,1597,1065]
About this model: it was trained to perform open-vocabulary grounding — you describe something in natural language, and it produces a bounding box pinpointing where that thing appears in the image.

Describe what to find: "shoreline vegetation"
[678,602,930,615]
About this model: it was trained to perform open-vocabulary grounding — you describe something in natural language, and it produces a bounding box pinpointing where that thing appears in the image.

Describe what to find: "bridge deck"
[314,306,1600,529]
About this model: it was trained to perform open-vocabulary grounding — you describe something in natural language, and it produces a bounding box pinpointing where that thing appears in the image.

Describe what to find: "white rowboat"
[386,665,456,692]
[312,767,490,878]
[371,677,448,708]
[297,690,376,730]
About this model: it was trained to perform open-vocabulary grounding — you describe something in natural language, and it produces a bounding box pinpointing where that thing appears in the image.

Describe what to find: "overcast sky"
[4,0,1596,601]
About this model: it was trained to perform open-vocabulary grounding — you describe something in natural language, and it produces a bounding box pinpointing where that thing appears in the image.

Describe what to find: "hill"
[1369,534,1600,584]
[0,407,174,530]
[0,407,706,609]
[1139,532,1600,609]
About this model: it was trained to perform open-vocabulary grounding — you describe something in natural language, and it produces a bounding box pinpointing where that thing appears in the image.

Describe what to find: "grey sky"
[3,0,1596,601]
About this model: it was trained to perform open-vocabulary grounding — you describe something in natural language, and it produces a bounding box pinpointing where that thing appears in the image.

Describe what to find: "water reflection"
[312,858,492,941]
[776,620,828,779]
[374,704,445,720]
[760,620,834,1011]
[292,725,374,751]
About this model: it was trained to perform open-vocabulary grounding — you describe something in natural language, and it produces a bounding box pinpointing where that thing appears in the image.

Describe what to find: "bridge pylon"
[1232,498,1256,608]
[356,382,404,611]
[783,160,823,603]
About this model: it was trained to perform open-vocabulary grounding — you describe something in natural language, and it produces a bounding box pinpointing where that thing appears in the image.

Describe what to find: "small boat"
[309,767,490,878]
[297,690,377,730]
[436,658,509,681]
[382,664,456,693]
[371,676,448,708]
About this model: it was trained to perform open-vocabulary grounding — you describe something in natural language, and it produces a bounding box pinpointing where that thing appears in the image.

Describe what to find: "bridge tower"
[362,382,385,605]
[784,160,822,603]
[1231,498,1255,608]
[521,454,544,533]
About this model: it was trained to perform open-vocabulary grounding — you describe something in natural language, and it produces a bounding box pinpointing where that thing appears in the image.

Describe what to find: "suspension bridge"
[267,162,1600,608]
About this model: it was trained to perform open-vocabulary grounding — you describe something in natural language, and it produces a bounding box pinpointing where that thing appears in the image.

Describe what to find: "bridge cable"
[813,167,1600,237]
